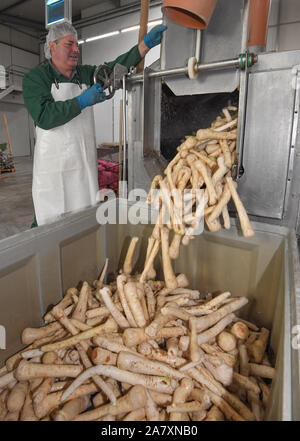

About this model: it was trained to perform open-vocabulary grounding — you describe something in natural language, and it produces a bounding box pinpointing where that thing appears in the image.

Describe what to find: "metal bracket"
[94,63,128,100]
[239,53,257,70]
[112,64,129,90]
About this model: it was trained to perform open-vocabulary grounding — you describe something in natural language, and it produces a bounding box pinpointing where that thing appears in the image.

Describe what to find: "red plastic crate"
[98,159,119,191]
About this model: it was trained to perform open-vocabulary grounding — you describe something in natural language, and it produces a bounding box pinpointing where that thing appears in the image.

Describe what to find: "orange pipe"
[247,0,270,49]
[162,0,218,29]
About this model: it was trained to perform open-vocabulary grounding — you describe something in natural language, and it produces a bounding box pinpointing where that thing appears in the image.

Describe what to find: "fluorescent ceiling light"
[86,31,120,43]
[148,19,163,27]
[83,19,163,45]
[121,25,140,33]
[46,0,61,5]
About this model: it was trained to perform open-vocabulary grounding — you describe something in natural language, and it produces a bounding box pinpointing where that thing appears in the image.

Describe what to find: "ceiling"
[0,0,148,33]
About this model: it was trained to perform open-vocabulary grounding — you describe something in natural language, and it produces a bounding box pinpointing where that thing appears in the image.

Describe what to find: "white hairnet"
[44,22,78,60]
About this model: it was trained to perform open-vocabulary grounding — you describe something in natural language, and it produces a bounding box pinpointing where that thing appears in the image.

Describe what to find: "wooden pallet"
[0,167,15,174]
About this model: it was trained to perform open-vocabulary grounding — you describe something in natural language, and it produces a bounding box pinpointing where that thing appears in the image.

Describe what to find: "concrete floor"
[0,150,119,241]
[0,156,34,240]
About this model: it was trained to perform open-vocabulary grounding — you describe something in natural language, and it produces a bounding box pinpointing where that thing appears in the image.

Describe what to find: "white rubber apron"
[33,82,99,226]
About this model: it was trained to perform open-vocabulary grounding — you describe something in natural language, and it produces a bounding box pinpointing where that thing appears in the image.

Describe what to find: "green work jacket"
[23,44,142,130]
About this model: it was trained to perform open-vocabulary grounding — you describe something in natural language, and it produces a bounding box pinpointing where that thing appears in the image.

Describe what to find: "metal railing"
[0,64,30,99]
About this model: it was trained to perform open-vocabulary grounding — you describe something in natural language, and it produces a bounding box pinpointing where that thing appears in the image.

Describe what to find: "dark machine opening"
[160,82,239,161]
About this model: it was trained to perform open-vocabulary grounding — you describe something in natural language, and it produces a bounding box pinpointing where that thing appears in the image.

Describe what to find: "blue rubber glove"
[76,84,106,110]
[144,24,167,49]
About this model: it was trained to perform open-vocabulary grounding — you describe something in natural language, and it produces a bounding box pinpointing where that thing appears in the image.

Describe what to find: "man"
[23,22,166,227]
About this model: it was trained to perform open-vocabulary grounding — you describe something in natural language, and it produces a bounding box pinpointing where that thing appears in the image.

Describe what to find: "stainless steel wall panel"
[142,61,162,156]
[239,69,294,219]
[127,78,167,194]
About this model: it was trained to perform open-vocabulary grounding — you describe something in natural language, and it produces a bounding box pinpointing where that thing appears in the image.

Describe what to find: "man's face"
[50,34,79,70]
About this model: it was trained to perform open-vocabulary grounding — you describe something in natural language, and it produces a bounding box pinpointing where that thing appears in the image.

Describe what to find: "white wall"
[277,0,300,51]
[0,24,39,55]
[267,0,300,52]
[81,5,162,146]
[267,0,281,51]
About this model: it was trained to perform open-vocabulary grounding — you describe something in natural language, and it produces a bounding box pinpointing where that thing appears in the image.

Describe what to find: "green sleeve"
[79,46,142,87]
[105,44,142,71]
[22,69,82,131]
[77,64,96,87]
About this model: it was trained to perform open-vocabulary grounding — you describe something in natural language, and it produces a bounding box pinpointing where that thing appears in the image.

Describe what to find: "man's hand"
[76,84,106,110]
[144,24,167,49]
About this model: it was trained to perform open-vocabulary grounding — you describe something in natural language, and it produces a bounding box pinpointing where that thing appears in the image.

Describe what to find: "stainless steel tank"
[0,201,299,420]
